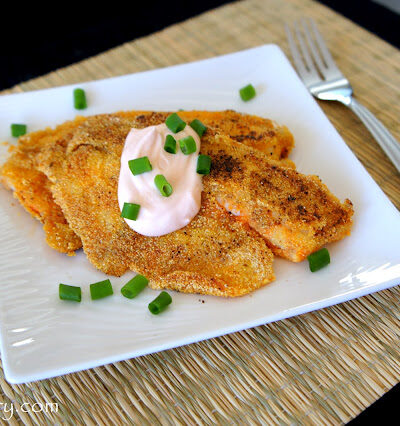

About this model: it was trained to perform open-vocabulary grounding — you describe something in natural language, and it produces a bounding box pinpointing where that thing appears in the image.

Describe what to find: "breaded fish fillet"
[125,110,294,160]
[204,134,354,261]
[0,121,84,254]
[131,113,354,262]
[35,114,275,297]
[0,110,293,255]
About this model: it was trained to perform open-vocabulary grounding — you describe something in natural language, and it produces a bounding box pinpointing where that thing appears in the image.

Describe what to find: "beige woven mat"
[1,0,399,424]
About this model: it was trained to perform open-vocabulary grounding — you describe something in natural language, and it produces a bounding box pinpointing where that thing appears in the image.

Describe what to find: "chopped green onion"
[154,174,173,197]
[164,135,177,154]
[73,88,87,110]
[239,84,256,101]
[179,136,197,155]
[59,284,81,302]
[11,123,27,137]
[165,113,186,133]
[121,274,149,299]
[121,202,140,220]
[307,248,330,272]
[189,119,207,137]
[148,291,172,315]
[196,154,212,175]
[128,156,152,175]
[90,279,113,300]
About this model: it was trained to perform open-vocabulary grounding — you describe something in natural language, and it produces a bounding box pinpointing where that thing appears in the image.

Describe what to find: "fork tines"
[285,18,343,86]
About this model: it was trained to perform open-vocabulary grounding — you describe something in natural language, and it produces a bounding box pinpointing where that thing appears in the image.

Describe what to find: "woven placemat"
[1,0,399,424]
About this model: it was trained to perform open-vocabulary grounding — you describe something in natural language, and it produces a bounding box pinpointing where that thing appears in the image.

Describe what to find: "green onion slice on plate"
[59,284,81,302]
[307,248,330,272]
[121,274,149,299]
[11,123,27,137]
[73,88,87,110]
[90,279,113,300]
[148,291,172,314]
[239,84,256,101]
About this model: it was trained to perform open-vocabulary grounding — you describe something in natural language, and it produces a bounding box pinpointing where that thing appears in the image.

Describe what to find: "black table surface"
[1,0,399,423]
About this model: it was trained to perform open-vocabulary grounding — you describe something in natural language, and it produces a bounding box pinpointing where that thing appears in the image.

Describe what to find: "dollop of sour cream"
[118,123,203,236]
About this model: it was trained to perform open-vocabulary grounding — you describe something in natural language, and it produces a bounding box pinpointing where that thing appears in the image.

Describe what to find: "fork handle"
[348,97,400,173]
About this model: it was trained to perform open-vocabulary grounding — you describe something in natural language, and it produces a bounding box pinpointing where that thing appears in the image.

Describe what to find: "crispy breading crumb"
[33,114,275,297]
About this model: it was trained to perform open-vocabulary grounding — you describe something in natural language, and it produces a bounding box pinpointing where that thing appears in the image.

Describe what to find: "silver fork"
[285,18,400,173]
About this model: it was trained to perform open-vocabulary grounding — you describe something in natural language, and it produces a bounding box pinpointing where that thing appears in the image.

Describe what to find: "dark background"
[1,0,398,422]
[1,0,399,90]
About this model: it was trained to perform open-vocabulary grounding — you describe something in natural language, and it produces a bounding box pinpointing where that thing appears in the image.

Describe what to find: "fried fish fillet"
[1,109,353,296]
[0,110,293,255]
[0,120,85,254]
[124,110,294,160]
[204,135,354,261]
[131,113,354,262]
[34,114,275,297]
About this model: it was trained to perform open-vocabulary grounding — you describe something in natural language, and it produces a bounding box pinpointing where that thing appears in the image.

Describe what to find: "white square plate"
[0,45,399,384]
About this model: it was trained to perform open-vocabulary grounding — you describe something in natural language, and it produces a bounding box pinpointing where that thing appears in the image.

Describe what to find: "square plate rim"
[0,43,399,384]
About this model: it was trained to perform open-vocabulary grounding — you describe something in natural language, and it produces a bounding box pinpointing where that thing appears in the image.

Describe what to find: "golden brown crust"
[35,114,275,297]
[123,110,294,159]
[1,109,353,270]
[0,110,293,256]
[202,132,354,261]
[0,124,83,255]
[130,113,353,262]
